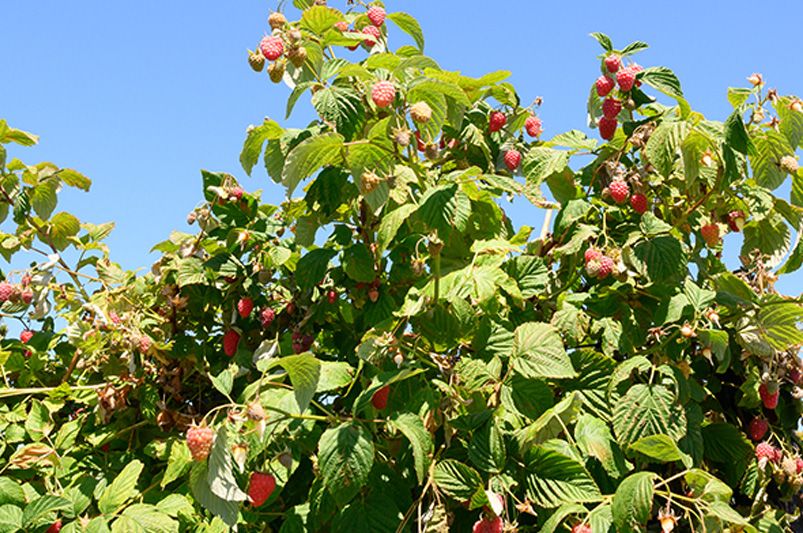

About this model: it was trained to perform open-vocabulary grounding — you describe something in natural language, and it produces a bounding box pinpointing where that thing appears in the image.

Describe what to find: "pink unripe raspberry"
[20,288,33,304]
[584,248,602,264]
[597,256,615,279]
[755,441,780,464]
[602,97,622,119]
[371,81,396,108]
[334,21,349,32]
[259,36,284,61]
[604,55,621,73]
[260,308,275,328]
[361,25,381,48]
[609,180,629,204]
[186,425,215,461]
[488,111,507,133]
[596,75,615,97]
[630,192,648,214]
[503,150,522,171]
[367,5,386,27]
[0,282,14,302]
[616,68,636,92]
[598,116,617,140]
[525,115,543,137]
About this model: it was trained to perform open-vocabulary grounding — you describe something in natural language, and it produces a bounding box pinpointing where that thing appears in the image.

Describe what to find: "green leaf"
[644,120,688,177]
[22,495,71,527]
[240,120,283,175]
[432,460,482,501]
[112,504,178,533]
[59,168,91,191]
[161,441,192,489]
[521,147,570,185]
[727,87,751,109]
[639,66,684,99]
[629,434,691,467]
[391,414,433,484]
[621,40,649,56]
[467,417,505,473]
[317,361,355,392]
[612,384,685,448]
[295,248,336,289]
[318,422,375,505]
[0,479,25,507]
[277,353,321,413]
[416,184,471,234]
[0,504,22,533]
[705,502,748,526]
[387,12,424,50]
[189,463,238,527]
[517,392,583,449]
[589,32,613,51]
[30,181,58,220]
[24,399,52,441]
[611,472,656,532]
[724,109,750,154]
[524,446,602,508]
[540,503,588,533]
[377,204,417,252]
[574,414,626,479]
[752,130,793,190]
[206,430,247,502]
[282,132,344,195]
[342,244,376,283]
[176,258,206,288]
[300,5,343,35]
[630,235,685,283]
[511,322,575,379]
[48,212,81,250]
[98,461,144,515]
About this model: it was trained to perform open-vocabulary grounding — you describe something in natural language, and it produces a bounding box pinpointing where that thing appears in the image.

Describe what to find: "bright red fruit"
[748,417,769,441]
[584,248,602,263]
[525,115,543,137]
[472,516,503,533]
[259,36,284,61]
[602,97,622,119]
[237,297,254,319]
[371,81,396,108]
[598,116,617,140]
[488,111,507,133]
[46,521,62,533]
[755,441,780,464]
[362,25,381,47]
[20,330,34,343]
[260,308,275,328]
[504,150,522,171]
[371,385,390,410]
[248,472,277,507]
[367,5,386,27]
[630,192,648,214]
[223,329,240,357]
[616,68,636,92]
[609,180,629,204]
[595,75,615,97]
[327,290,337,304]
[759,382,779,410]
[186,425,215,461]
[604,54,621,73]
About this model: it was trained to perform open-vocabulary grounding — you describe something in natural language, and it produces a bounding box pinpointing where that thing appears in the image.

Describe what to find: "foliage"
[0,2,802,532]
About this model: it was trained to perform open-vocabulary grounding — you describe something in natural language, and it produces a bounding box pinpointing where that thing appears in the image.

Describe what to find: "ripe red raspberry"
[20,330,34,343]
[629,63,644,86]
[525,115,543,137]
[371,81,396,108]
[186,425,215,461]
[598,116,617,140]
[755,441,779,464]
[327,290,337,305]
[259,36,284,61]
[748,417,769,441]
[504,150,522,171]
[597,256,615,279]
[759,381,779,410]
[796,457,803,474]
[616,68,636,92]
[0,281,14,302]
[410,101,432,123]
[630,192,648,214]
[237,297,254,319]
[700,223,720,247]
[472,516,503,533]
[223,329,240,357]
[571,523,592,533]
[260,308,275,328]
[488,111,507,133]
[609,180,629,204]
[362,25,381,48]
[584,248,602,264]
[46,520,62,533]
[602,97,622,119]
[367,5,386,27]
[334,21,349,32]
[371,385,390,410]
[727,210,746,232]
[595,75,615,97]
[604,55,621,73]
[229,187,244,201]
[248,472,277,507]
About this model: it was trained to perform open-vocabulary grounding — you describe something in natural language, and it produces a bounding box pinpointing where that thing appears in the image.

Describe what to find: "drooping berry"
[327,290,337,305]
[259,36,284,61]
[727,210,746,232]
[759,381,779,410]
[0,282,14,302]
[700,223,720,247]
[371,385,390,410]
[597,256,615,279]
[630,192,648,214]
[237,297,254,319]
[367,287,380,303]
[488,111,507,133]
[472,516,503,533]
[138,335,153,354]
[755,441,780,464]
[186,425,215,461]
[604,55,621,73]
[602,97,622,119]
[571,523,592,533]
[748,417,769,441]
[46,521,62,533]
[248,472,277,507]
[616,67,636,92]
[371,81,396,108]
[584,248,603,264]
[223,330,240,357]
[525,115,543,137]
[268,12,287,30]
[361,25,381,48]
[410,101,433,123]
[366,5,386,27]
[609,180,629,204]
[260,308,275,328]
[20,330,34,343]
[598,116,617,140]
[268,60,285,83]
[596,75,615,97]
[504,150,522,171]
[288,46,308,68]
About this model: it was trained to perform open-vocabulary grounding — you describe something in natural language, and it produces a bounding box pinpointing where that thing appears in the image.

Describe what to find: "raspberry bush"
[0,2,802,532]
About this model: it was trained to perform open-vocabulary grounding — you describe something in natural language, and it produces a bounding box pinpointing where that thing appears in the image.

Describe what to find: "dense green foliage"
[0,2,801,531]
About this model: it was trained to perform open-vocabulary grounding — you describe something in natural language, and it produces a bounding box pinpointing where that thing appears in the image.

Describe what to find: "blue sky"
[4,1,801,294]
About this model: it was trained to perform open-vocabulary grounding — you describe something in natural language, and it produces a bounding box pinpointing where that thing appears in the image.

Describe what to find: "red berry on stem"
[759,381,779,410]
[371,81,396,108]
[334,21,349,32]
[237,297,254,319]
[597,256,615,279]
[616,68,636,92]
[0,281,14,302]
[223,330,240,357]
[595,75,615,97]
[371,385,390,410]
[327,290,337,305]
[248,472,277,507]
[260,308,275,327]
[700,223,720,247]
[584,248,602,264]
[604,55,621,73]
[472,516,503,533]
[46,520,62,533]
[503,150,522,171]
[525,115,543,137]
[362,25,381,48]
[602,97,622,119]
[20,330,34,343]
[630,193,648,214]
[748,417,769,441]
[571,523,592,533]
[488,111,507,133]
[727,210,745,232]
[259,36,284,61]
[367,5,386,27]
[186,425,215,461]
[609,180,629,204]
[599,116,617,140]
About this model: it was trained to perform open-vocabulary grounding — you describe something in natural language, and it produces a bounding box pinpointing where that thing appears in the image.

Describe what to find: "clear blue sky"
[4,1,801,295]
